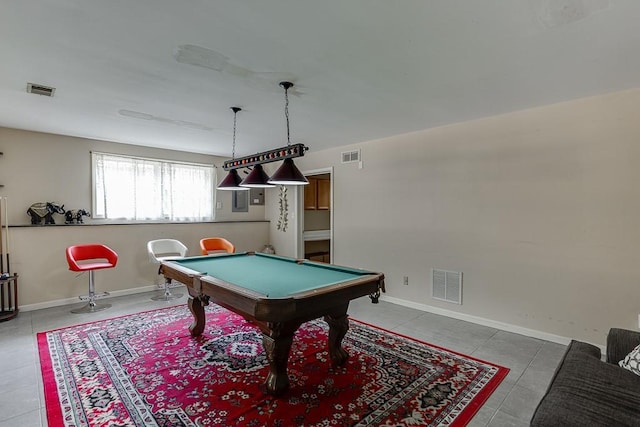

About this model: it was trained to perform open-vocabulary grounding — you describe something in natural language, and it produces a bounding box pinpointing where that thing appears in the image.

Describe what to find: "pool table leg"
[324,305,350,366]
[262,326,296,396]
[187,294,209,337]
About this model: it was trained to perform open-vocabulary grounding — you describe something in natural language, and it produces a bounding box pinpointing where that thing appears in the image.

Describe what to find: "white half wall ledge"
[378,295,606,356]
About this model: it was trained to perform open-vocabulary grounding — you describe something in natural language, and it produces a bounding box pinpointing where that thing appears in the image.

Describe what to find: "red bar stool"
[66,244,118,313]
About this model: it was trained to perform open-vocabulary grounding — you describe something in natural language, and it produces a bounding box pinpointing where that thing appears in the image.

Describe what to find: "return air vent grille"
[341,149,360,163]
[432,268,462,304]
[27,83,55,97]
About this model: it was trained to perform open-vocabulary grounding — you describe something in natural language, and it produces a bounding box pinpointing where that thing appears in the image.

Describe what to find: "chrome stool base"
[71,302,112,314]
[151,291,183,301]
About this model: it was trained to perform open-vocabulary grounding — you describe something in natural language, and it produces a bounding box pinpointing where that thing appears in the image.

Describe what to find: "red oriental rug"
[38,304,508,427]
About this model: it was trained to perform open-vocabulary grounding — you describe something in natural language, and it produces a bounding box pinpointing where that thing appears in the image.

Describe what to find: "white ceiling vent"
[27,83,55,97]
[432,269,462,305]
[341,149,360,163]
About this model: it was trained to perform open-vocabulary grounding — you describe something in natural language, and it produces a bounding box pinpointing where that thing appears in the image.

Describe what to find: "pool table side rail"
[284,273,384,299]
[285,274,384,321]
[253,251,382,276]
[199,277,301,321]
[239,252,382,278]
[299,258,382,276]
[159,260,205,287]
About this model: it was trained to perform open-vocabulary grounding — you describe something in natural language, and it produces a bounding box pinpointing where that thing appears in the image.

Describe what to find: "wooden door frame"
[296,167,333,261]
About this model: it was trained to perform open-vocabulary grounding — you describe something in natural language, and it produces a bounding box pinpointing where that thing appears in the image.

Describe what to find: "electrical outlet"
[403,276,409,286]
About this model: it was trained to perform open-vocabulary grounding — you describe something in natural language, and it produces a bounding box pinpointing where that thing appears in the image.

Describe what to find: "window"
[92,152,216,221]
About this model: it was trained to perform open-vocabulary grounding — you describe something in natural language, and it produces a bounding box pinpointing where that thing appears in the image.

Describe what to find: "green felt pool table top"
[168,252,380,298]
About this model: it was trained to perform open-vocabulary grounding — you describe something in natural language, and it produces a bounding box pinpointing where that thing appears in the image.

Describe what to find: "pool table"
[160,251,385,396]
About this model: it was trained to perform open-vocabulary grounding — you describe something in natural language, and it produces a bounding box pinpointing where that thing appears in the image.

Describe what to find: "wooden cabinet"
[316,179,330,210]
[304,177,330,210]
[304,178,317,210]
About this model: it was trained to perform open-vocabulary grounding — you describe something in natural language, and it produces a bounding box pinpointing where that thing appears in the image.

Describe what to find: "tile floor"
[0,291,566,426]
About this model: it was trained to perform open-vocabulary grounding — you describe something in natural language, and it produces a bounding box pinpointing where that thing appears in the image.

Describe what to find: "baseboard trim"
[19,284,179,312]
[379,295,606,354]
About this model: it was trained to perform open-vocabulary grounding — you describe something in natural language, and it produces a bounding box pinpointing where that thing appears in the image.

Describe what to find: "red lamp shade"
[217,169,249,191]
[240,164,275,188]
[267,158,309,186]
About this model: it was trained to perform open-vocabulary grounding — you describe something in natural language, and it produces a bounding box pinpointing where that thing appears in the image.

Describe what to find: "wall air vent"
[432,268,462,304]
[27,83,55,97]
[341,149,360,163]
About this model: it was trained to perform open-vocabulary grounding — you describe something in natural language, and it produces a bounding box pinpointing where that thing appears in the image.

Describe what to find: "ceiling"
[1,1,638,158]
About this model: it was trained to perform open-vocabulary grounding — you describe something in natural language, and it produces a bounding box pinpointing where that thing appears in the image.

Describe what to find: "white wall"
[0,128,269,306]
[269,89,640,346]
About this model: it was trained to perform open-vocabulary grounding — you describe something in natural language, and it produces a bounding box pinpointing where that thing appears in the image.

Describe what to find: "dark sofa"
[530,328,640,426]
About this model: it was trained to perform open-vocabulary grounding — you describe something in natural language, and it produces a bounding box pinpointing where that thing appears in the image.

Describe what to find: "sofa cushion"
[619,344,640,376]
[531,340,640,427]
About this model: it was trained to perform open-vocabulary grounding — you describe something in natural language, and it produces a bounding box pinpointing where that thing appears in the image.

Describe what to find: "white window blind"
[92,152,216,221]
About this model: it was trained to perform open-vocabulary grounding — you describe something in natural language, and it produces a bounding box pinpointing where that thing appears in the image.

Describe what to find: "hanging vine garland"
[277,185,288,232]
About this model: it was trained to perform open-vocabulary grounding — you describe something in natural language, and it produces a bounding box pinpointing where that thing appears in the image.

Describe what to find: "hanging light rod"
[222,142,308,171]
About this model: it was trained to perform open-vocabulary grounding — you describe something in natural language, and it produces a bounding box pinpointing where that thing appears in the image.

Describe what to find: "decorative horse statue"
[27,202,66,225]
[65,209,91,224]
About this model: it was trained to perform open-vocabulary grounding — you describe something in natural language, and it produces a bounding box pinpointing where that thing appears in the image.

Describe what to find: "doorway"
[297,167,333,262]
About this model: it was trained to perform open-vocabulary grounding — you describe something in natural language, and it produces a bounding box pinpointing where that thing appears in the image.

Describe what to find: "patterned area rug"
[38,305,508,426]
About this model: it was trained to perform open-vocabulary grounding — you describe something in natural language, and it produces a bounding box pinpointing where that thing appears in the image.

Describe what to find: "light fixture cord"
[232,109,238,159]
[284,85,291,146]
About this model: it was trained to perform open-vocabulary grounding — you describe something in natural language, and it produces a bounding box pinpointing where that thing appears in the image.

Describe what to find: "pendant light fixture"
[219,84,309,187]
[267,82,309,186]
[217,107,249,191]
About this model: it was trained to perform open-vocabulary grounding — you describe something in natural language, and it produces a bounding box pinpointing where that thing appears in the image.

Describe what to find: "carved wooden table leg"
[325,312,350,366]
[262,327,295,396]
[187,295,208,337]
